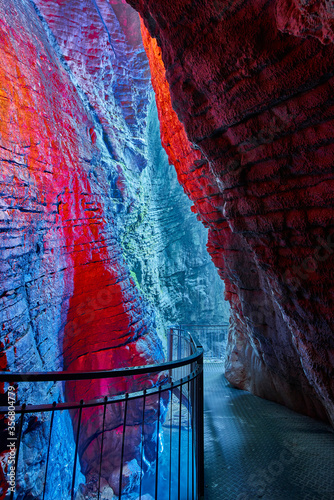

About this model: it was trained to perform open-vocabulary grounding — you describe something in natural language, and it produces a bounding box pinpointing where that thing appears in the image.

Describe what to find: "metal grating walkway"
[203,363,334,500]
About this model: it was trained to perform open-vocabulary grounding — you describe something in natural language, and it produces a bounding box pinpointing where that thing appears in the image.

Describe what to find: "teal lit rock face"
[125,98,229,333]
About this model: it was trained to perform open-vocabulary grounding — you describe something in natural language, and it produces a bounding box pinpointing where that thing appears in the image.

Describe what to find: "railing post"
[168,328,173,382]
[197,350,204,498]
[168,328,173,362]
[71,400,83,500]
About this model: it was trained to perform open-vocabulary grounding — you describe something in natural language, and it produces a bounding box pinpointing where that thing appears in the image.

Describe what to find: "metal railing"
[0,327,204,500]
[179,324,229,362]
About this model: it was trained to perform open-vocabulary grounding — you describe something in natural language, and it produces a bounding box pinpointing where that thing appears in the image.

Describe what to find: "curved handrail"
[0,331,203,382]
[0,367,201,414]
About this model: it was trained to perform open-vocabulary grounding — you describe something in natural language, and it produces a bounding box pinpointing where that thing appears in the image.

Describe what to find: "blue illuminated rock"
[0,0,227,497]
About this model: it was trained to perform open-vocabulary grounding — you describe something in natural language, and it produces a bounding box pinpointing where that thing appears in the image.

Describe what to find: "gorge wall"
[0,0,227,497]
[129,0,334,425]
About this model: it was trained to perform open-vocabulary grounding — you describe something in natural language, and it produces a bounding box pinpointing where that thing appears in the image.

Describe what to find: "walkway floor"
[203,363,334,500]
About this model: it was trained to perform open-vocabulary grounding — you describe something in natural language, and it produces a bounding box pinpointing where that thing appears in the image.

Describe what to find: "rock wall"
[131,0,334,425]
[0,0,227,497]
[142,98,230,327]
[33,0,228,336]
[0,0,160,497]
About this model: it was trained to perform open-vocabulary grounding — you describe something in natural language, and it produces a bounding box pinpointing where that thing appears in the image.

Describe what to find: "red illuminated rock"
[276,0,334,43]
[0,0,163,496]
[135,1,334,424]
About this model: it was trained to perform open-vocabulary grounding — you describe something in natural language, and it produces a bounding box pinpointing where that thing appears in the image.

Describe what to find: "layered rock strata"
[0,0,227,497]
[132,0,334,424]
[0,0,162,496]
[33,0,228,334]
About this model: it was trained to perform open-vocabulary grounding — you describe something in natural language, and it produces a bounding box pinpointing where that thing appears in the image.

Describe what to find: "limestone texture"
[131,0,334,425]
[0,0,227,497]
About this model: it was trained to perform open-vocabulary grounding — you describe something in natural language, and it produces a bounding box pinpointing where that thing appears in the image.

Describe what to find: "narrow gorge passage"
[1,0,334,498]
[0,1,228,498]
